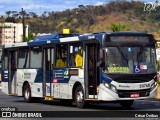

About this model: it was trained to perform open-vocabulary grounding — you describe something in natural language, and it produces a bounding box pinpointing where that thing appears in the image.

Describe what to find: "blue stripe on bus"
[2,70,8,82]
[34,69,43,83]
[2,70,16,83]
[45,71,51,83]
[100,72,112,83]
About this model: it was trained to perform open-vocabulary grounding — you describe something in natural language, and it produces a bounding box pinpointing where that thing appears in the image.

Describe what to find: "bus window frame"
[68,42,83,68]
[42,45,55,70]
[55,43,69,68]
[29,46,43,69]
[17,47,29,69]
[8,48,18,71]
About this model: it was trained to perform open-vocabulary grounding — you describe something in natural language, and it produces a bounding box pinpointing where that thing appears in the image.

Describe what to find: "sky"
[0,0,157,16]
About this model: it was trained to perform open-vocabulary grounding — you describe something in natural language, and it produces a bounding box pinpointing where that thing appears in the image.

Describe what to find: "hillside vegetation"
[1,1,160,37]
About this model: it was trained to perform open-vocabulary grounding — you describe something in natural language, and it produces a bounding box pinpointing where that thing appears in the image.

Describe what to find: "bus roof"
[105,32,152,36]
[34,33,80,41]
[3,32,153,48]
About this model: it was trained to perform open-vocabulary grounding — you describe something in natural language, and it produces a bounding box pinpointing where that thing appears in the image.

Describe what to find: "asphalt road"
[0,90,160,120]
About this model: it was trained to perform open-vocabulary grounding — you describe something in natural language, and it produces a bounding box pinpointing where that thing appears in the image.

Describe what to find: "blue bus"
[1,32,158,108]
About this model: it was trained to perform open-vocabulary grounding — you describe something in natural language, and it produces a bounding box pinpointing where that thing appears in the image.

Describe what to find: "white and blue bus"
[1,32,158,108]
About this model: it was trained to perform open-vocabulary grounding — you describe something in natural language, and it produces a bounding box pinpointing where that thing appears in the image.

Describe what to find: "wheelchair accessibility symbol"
[134,66,141,73]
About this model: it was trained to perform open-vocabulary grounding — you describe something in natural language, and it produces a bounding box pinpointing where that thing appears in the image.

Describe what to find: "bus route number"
[139,84,150,88]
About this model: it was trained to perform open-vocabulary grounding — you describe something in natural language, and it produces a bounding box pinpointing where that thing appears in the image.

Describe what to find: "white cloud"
[0,6,4,8]
[94,1,104,6]
[64,0,78,5]
[0,0,30,4]
[22,4,55,10]
[22,4,45,10]
[21,3,74,12]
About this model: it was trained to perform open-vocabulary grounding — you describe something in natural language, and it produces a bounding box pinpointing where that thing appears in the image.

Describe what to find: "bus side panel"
[54,76,84,99]
[53,83,70,99]
[52,68,84,99]
[11,71,17,95]
[16,69,24,96]
[30,69,43,98]
[2,70,9,94]
[59,83,68,99]
[53,83,60,98]
[68,76,84,99]
[16,69,43,97]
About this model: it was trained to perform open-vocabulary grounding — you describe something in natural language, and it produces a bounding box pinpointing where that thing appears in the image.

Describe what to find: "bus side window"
[55,44,68,67]
[11,51,17,71]
[18,48,29,68]
[69,44,83,67]
[30,47,42,68]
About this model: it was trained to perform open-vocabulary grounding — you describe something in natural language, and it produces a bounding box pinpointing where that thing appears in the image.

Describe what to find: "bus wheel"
[24,83,33,103]
[74,85,87,108]
[119,100,134,109]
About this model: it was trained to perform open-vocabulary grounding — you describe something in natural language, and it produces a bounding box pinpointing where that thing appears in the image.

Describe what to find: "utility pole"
[22,8,25,41]
[13,26,16,43]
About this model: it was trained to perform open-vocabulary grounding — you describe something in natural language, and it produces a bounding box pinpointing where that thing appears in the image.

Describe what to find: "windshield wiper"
[117,46,128,63]
[137,46,143,62]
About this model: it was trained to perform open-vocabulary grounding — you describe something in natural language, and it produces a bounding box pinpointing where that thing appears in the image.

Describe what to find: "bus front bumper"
[98,83,158,101]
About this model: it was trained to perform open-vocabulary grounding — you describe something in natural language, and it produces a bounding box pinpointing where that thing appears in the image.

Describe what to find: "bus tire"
[23,83,33,103]
[74,85,87,108]
[119,100,134,109]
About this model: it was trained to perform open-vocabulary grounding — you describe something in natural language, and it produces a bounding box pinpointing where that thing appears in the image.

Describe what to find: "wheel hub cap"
[25,89,29,99]
[77,91,83,103]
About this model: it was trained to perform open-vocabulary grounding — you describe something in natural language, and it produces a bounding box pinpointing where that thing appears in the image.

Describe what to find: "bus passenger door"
[43,48,54,97]
[85,43,99,99]
[8,50,17,95]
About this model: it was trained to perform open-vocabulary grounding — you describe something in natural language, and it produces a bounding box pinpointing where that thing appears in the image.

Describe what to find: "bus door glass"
[43,48,54,97]
[8,50,17,94]
[85,43,99,99]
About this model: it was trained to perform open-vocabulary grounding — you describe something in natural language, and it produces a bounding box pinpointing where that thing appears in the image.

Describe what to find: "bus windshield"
[105,47,156,74]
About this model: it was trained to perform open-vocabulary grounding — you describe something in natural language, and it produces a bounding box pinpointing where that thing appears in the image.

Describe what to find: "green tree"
[23,31,37,42]
[111,23,130,32]
[5,11,11,17]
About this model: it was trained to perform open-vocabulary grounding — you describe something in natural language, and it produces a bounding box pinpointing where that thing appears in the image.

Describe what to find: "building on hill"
[0,22,28,60]
[0,22,28,44]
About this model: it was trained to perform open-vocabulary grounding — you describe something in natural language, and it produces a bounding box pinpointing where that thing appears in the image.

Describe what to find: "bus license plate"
[130,93,139,98]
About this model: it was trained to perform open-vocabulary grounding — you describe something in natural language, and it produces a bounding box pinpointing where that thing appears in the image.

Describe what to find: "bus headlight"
[104,82,117,93]
[150,82,157,91]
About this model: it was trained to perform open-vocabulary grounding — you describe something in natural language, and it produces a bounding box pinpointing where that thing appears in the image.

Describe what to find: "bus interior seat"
[56,58,66,67]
